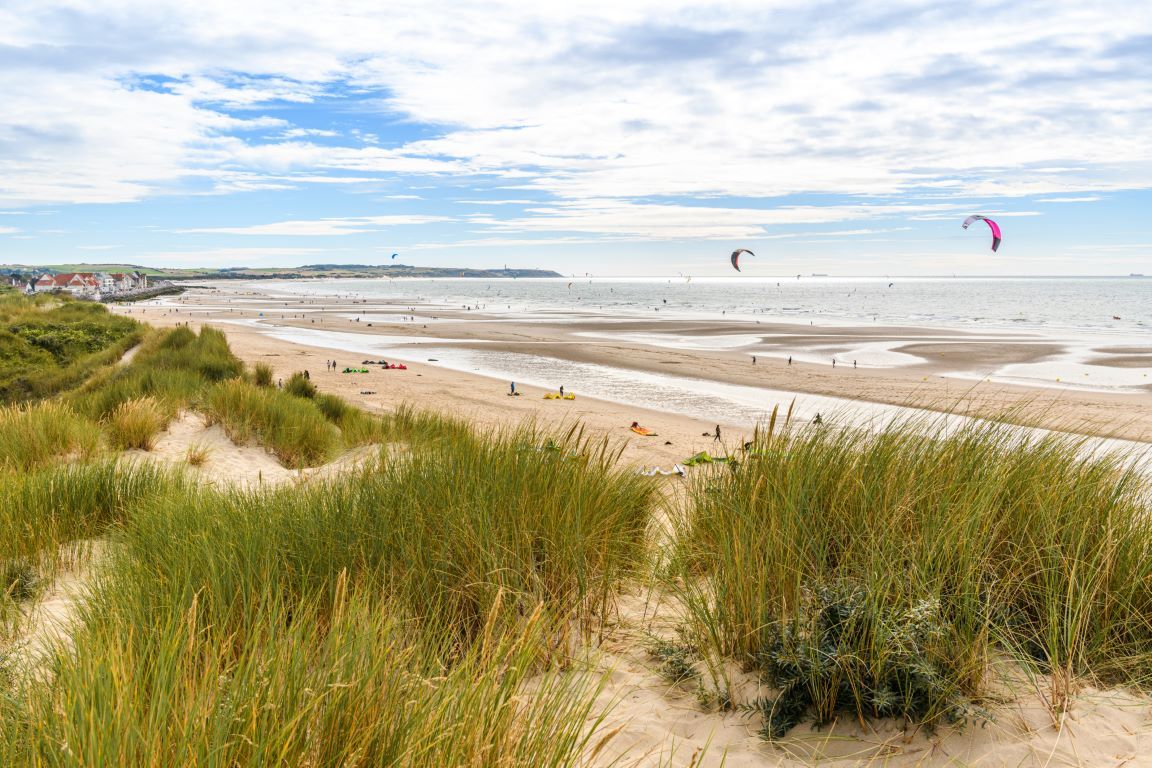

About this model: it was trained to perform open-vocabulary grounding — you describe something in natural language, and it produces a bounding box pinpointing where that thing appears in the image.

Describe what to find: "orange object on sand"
[630,421,658,436]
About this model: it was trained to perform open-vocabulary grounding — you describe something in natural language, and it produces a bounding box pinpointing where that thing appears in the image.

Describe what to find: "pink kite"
[962,215,1001,252]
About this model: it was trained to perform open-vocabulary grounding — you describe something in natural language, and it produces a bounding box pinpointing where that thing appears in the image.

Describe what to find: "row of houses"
[29,271,149,299]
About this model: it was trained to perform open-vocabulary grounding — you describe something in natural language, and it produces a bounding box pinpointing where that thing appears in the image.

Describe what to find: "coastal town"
[5,270,170,301]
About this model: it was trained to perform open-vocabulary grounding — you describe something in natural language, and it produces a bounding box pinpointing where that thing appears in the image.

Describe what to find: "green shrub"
[0,295,143,403]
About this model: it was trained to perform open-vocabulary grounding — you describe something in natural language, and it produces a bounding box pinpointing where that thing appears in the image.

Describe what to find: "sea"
[258,276,1150,336]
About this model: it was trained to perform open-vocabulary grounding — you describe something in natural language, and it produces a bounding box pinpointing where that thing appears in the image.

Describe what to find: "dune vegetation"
[671,414,1152,738]
[2,304,1151,763]
[0,293,143,404]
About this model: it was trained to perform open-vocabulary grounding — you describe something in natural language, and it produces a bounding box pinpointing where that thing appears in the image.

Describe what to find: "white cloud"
[0,226,20,234]
[1037,196,1103,203]
[141,246,337,266]
[474,200,967,240]
[175,214,450,236]
[280,128,340,139]
[456,199,536,205]
[76,244,120,250]
[0,0,1149,254]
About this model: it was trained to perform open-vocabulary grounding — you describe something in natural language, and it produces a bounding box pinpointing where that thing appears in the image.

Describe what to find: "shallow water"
[257,275,1152,336]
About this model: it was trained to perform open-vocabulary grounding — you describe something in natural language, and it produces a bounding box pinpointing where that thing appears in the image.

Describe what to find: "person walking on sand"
[713,424,722,442]
[510,381,516,396]
[559,385,565,397]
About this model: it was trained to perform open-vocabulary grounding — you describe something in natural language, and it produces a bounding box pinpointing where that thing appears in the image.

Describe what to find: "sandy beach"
[112,281,1152,451]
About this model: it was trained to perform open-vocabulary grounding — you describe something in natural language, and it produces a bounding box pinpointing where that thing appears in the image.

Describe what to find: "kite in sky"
[730,248,755,272]
[962,216,1002,252]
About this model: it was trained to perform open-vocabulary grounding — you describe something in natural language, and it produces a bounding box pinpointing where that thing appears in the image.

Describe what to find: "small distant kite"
[962,215,1002,252]
[567,282,573,290]
[730,248,755,272]
[391,253,398,259]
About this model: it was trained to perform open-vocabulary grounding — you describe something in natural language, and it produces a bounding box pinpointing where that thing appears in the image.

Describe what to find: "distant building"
[34,272,102,297]
[6,274,30,290]
[32,270,148,298]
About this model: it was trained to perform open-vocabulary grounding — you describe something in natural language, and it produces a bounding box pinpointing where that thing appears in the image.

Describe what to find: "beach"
[114,279,1152,450]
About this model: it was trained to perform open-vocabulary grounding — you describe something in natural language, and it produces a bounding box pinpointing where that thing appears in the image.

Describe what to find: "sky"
[1,0,1150,277]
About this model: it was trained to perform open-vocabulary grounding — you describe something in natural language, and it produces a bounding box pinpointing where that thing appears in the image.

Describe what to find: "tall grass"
[0,401,100,470]
[0,461,184,565]
[0,461,185,640]
[0,585,604,767]
[105,396,167,450]
[205,379,340,468]
[70,325,243,419]
[250,361,274,387]
[0,294,143,404]
[114,421,655,649]
[0,418,651,765]
[674,416,1152,736]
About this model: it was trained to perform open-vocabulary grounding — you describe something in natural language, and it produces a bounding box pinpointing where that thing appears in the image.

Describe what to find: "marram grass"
[673,414,1152,736]
[105,396,168,450]
[0,418,650,766]
[0,401,100,470]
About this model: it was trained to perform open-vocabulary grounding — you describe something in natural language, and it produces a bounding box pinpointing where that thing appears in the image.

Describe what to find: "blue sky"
[1,0,1150,276]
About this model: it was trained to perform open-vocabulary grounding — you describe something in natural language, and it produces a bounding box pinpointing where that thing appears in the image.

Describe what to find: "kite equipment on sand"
[638,464,687,477]
[962,215,1001,252]
[629,421,657,436]
[544,392,575,400]
[730,248,755,272]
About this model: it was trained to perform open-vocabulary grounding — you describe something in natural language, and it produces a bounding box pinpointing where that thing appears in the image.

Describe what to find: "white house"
[33,273,102,297]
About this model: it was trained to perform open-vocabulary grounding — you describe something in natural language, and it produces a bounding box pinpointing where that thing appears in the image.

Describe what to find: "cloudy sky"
[1,0,1150,276]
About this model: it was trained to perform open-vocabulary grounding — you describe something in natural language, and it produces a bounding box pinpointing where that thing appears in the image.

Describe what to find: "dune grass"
[0,461,185,565]
[105,396,168,450]
[69,325,243,420]
[249,361,274,387]
[0,417,652,765]
[0,461,186,640]
[673,415,1152,737]
[0,294,143,404]
[205,379,341,468]
[111,422,654,649]
[0,584,604,767]
[0,401,100,471]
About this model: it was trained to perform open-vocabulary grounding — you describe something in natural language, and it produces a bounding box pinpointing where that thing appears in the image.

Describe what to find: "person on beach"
[303,370,310,380]
[788,356,792,365]
[714,424,722,442]
[510,381,516,396]
[559,385,565,397]
[752,355,757,364]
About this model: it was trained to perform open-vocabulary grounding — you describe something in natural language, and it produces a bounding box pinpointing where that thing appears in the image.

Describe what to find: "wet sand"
[113,283,1152,446]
